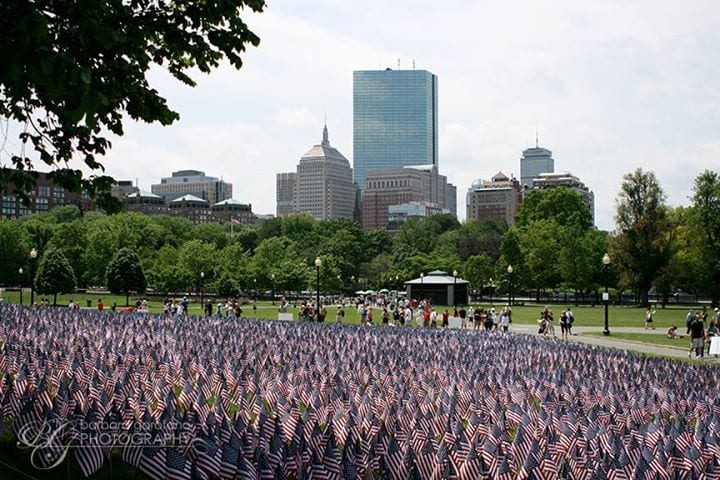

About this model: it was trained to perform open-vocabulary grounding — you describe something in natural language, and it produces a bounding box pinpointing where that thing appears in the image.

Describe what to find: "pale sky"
[98,1,720,230]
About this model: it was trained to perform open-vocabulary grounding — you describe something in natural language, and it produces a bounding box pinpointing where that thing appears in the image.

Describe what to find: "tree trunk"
[661,291,668,308]
[53,292,57,306]
[126,291,129,306]
[639,287,650,307]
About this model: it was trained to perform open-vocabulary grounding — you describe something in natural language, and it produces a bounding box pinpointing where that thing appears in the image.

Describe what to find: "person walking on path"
[566,307,574,335]
[542,307,556,339]
[559,309,570,341]
[685,309,695,334]
[706,320,718,356]
[500,306,510,333]
[429,308,438,327]
[404,306,412,327]
[644,307,656,329]
[689,313,705,358]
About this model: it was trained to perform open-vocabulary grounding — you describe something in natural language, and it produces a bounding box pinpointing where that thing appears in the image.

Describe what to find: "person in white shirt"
[414,308,423,327]
[404,307,412,327]
[500,306,510,333]
[429,308,438,327]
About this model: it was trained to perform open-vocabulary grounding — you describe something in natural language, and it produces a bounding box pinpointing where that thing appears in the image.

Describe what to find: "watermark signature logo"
[16,419,204,470]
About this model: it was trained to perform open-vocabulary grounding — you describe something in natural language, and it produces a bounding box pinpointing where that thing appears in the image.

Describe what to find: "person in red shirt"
[97,298,104,311]
[442,309,449,328]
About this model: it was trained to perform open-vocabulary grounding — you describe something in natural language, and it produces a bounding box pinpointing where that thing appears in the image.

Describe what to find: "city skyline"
[87,0,718,231]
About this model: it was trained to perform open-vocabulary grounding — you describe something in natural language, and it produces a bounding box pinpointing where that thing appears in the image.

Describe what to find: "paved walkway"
[257,307,715,362]
[509,324,719,361]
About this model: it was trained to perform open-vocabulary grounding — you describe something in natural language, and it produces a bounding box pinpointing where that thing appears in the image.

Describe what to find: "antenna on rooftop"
[397,58,401,69]
[535,128,539,148]
[413,59,416,69]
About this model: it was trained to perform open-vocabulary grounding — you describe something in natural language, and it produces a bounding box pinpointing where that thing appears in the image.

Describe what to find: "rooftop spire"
[322,123,329,146]
[535,128,539,148]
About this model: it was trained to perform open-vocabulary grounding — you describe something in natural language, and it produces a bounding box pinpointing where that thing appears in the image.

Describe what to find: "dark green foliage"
[0,0,265,206]
[688,171,720,305]
[612,168,672,305]
[106,248,147,298]
[34,248,76,302]
[216,274,241,299]
[0,220,31,286]
[516,188,593,230]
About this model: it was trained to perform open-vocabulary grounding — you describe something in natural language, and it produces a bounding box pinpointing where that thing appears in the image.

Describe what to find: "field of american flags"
[1,304,719,479]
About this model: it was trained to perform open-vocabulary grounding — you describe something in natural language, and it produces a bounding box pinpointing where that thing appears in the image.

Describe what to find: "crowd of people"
[667,306,720,359]
[536,306,576,340]
[336,298,517,334]
[664,307,720,358]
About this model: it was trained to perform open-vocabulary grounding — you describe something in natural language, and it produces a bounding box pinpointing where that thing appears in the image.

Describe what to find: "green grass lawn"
[0,289,706,330]
[584,331,693,348]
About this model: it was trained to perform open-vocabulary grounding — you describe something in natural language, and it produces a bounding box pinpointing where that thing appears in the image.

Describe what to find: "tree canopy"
[516,188,593,231]
[0,0,265,207]
[611,168,673,305]
[106,247,147,305]
[34,248,76,304]
[2,167,718,306]
[689,171,720,305]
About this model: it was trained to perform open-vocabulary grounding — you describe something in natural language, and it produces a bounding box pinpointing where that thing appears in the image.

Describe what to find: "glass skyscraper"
[520,146,554,190]
[353,69,438,191]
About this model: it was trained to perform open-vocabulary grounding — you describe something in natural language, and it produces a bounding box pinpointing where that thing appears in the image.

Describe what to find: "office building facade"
[353,69,438,192]
[277,126,355,221]
[276,172,297,218]
[388,202,448,231]
[1,170,95,218]
[361,165,455,230]
[212,199,257,225]
[125,190,166,216]
[151,170,232,205]
[168,194,213,224]
[520,145,554,190]
[466,172,523,226]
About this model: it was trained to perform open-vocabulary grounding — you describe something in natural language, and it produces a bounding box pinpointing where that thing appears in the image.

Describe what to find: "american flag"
[1,305,719,479]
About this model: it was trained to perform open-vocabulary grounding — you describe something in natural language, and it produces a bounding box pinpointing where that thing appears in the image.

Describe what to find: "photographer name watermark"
[16,418,205,470]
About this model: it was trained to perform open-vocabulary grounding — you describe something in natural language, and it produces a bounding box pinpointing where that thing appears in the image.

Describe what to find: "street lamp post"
[602,253,611,335]
[18,268,23,305]
[29,248,37,306]
[200,271,205,315]
[420,272,424,302]
[271,273,275,306]
[315,257,322,321]
[452,270,458,308]
[507,265,513,307]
